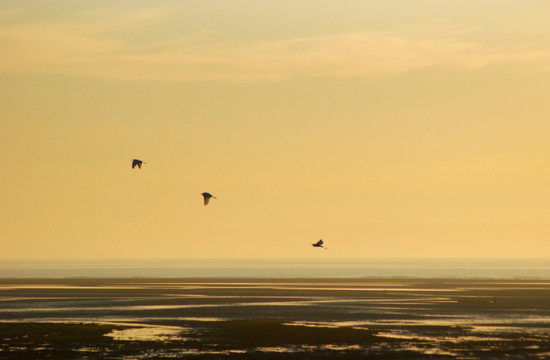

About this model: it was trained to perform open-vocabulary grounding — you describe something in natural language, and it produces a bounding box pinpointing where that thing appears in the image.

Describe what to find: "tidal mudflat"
[1,278,550,359]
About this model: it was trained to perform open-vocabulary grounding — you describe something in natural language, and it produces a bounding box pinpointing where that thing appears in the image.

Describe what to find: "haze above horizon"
[2,0,550,259]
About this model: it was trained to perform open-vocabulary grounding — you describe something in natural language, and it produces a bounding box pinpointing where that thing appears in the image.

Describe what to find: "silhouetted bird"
[202,192,217,206]
[132,159,145,169]
[312,239,327,249]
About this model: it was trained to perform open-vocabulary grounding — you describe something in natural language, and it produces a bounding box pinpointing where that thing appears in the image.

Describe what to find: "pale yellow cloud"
[1,7,550,82]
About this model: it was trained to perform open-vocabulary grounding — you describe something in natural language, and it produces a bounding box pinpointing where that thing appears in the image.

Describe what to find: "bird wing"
[204,196,210,205]
[317,240,324,246]
[132,159,142,169]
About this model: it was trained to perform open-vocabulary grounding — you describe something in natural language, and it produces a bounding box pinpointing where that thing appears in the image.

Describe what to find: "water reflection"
[106,326,188,341]
[2,279,550,359]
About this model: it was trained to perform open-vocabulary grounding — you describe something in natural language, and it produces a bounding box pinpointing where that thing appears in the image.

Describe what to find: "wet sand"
[1,278,550,359]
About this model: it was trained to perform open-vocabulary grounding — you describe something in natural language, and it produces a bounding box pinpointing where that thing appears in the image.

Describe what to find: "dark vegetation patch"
[0,322,121,344]
[0,322,126,359]
[202,320,376,347]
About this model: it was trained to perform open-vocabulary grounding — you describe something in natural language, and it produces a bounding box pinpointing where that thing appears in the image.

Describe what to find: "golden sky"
[2,0,550,259]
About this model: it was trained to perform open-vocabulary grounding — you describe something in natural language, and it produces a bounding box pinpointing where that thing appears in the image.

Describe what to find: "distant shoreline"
[2,277,550,284]
[1,258,549,279]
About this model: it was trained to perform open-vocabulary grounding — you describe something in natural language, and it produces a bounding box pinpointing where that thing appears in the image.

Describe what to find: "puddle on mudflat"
[254,344,364,353]
[105,325,188,341]
[415,346,458,357]
[174,316,227,322]
[256,346,297,353]
[0,319,191,343]
[322,344,363,351]
[376,331,508,343]
[76,347,102,353]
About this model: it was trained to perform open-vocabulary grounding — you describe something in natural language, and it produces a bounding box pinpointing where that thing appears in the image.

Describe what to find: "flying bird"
[202,192,217,206]
[312,239,327,249]
[132,159,145,169]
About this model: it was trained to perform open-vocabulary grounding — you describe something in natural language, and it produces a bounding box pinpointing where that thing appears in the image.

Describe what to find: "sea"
[0,258,549,279]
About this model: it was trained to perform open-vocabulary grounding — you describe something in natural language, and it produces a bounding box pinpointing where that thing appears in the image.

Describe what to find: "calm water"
[2,278,550,359]
[1,258,549,278]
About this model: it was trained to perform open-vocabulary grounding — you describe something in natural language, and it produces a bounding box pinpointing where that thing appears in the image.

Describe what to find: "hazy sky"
[2,0,550,259]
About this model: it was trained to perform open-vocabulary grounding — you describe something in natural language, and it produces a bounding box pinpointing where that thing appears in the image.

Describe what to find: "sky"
[1,0,550,259]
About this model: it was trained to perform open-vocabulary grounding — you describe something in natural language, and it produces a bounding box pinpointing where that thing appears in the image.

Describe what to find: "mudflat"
[1,278,549,359]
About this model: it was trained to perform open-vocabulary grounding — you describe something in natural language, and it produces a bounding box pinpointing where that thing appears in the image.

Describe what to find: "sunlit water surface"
[1,259,550,358]
[1,278,550,359]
